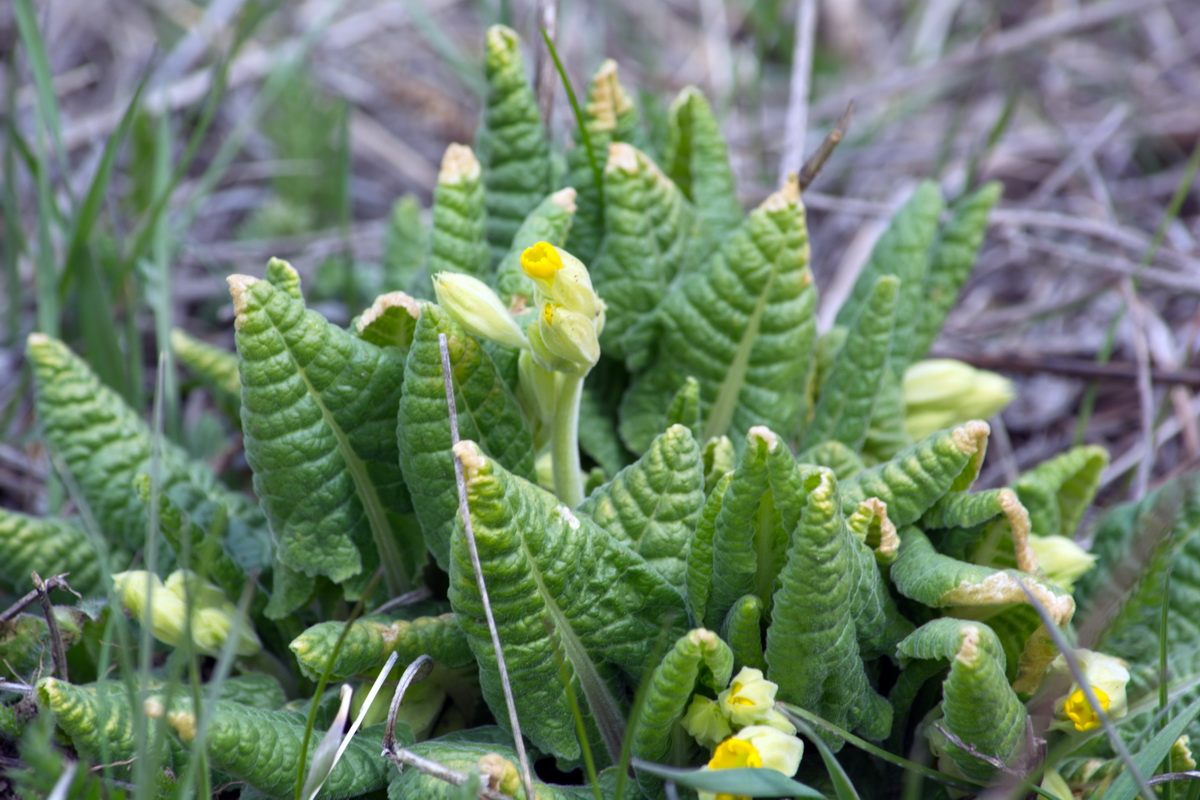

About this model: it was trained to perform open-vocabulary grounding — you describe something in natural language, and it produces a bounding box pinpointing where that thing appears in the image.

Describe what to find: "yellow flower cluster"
[681,667,805,800]
[520,242,605,374]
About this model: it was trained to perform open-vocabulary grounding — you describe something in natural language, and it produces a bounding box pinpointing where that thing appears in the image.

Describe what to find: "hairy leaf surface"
[290,613,472,680]
[448,440,687,763]
[1014,445,1108,539]
[664,87,742,253]
[397,304,535,570]
[0,510,108,595]
[577,423,706,591]
[621,179,816,453]
[231,276,419,599]
[425,144,490,283]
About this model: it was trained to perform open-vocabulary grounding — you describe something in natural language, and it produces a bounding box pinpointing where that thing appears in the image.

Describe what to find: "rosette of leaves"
[14,23,1184,800]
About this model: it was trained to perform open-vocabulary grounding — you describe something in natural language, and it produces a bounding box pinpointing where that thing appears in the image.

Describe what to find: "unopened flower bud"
[682,696,733,749]
[1030,534,1096,592]
[902,359,1015,440]
[433,272,529,351]
[112,570,188,649]
[536,303,600,372]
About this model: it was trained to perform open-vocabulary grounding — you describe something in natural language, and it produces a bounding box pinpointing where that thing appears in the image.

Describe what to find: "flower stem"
[551,372,585,508]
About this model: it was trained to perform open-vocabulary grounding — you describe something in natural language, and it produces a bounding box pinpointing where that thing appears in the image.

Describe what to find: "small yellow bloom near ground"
[521,241,562,281]
[698,727,805,800]
[1062,687,1109,732]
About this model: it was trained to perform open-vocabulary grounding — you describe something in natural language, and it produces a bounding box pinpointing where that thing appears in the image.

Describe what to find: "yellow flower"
[1062,687,1109,732]
[1052,649,1130,731]
[717,667,778,728]
[682,696,733,749]
[520,241,599,320]
[697,727,805,800]
[521,241,562,281]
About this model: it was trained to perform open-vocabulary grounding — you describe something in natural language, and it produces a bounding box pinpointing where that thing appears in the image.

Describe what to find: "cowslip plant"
[5,23,1199,800]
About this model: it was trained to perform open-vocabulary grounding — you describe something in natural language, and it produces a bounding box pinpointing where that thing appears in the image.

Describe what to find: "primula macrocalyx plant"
[8,22,1200,800]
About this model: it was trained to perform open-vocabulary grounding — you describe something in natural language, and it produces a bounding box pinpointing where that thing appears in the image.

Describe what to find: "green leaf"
[897,618,1027,781]
[563,60,645,264]
[289,613,473,681]
[1106,693,1200,800]
[159,698,395,799]
[840,421,990,527]
[265,255,303,300]
[765,468,893,745]
[397,304,536,571]
[630,760,825,799]
[859,369,912,463]
[664,376,703,441]
[577,423,706,592]
[686,471,732,626]
[425,144,490,284]
[383,194,427,292]
[702,436,736,494]
[230,275,421,601]
[477,25,553,264]
[26,334,270,561]
[621,179,817,454]
[663,87,742,254]
[170,327,241,408]
[37,679,183,768]
[1014,445,1108,539]
[578,383,633,479]
[0,510,110,595]
[703,428,806,630]
[217,673,287,710]
[631,628,733,794]
[448,440,687,763]
[493,187,577,310]
[891,527,1075,625]
[834,181,944,376]
[592,143,699,358]
[795,441,865,481]
[722,594,766,671]
[350,291,422,350]
[801,276,899,452]
[908,182,1002,362]
[387,736,584,800]
[132,473,260,606]
[920,488,1037,573]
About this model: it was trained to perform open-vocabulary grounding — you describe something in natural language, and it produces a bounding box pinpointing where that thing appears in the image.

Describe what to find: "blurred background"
[2,0,1198,515]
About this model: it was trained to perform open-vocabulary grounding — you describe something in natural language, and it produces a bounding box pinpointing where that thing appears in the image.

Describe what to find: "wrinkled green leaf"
[37,679,183,768]
[897,618,1027,781]
[384,194,427,292]
[170,327,241,408]
[841,421,990,527]
[592,143,699,357]
[686,471,732,626]
[387,735,583,800]
[801,276,899,452]
[908,182,1001,362]
[621,179,816,454]
[397,304,536,571]
[632,628,733,794]
[663,87,742,254]
[27,334,270,568]
[425,144,490,284]
[664,376,702,441]
[290,613,472,680]
[448,440,687,763]
[722,594,766,671]
[350,291,421,351]
[231,275,421,602]
[765,468,893,745]
[477,25,553,264]
[1015,445,1108,539]
[834,181,944,376]
[577,423,706,591]
[0,509,109,595]
[795,441,865,481]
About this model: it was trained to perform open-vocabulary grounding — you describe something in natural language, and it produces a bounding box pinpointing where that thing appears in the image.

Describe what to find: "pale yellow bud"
[432,272,529,351]
[681,696,733,749]
[1030,534,1097,592]
[536,303,600,372]
[902,359,1015,440]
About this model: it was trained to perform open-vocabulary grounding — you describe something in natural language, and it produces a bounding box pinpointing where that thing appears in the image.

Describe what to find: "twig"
[31,572,68,682]
[438,333,536,800]
[927,350,1200,388]
[780,0,817,183]
[810,0,1168,119]
[0,573,74,622]
[1149,773,1200,785]
[798,102,853,191]
[381,745,517,800]
[1028,104,1129,206]
[367,586,433,617]
[382,654,434,753]
[0,681,34,694]
[1123,286,1157,499]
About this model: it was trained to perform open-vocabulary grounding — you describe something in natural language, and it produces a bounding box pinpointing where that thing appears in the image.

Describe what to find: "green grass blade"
[790,717,861,800]
[1106,694,1200,800]
[540,26,603,216]
[545,617,603,800]
[12,0,72,201]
